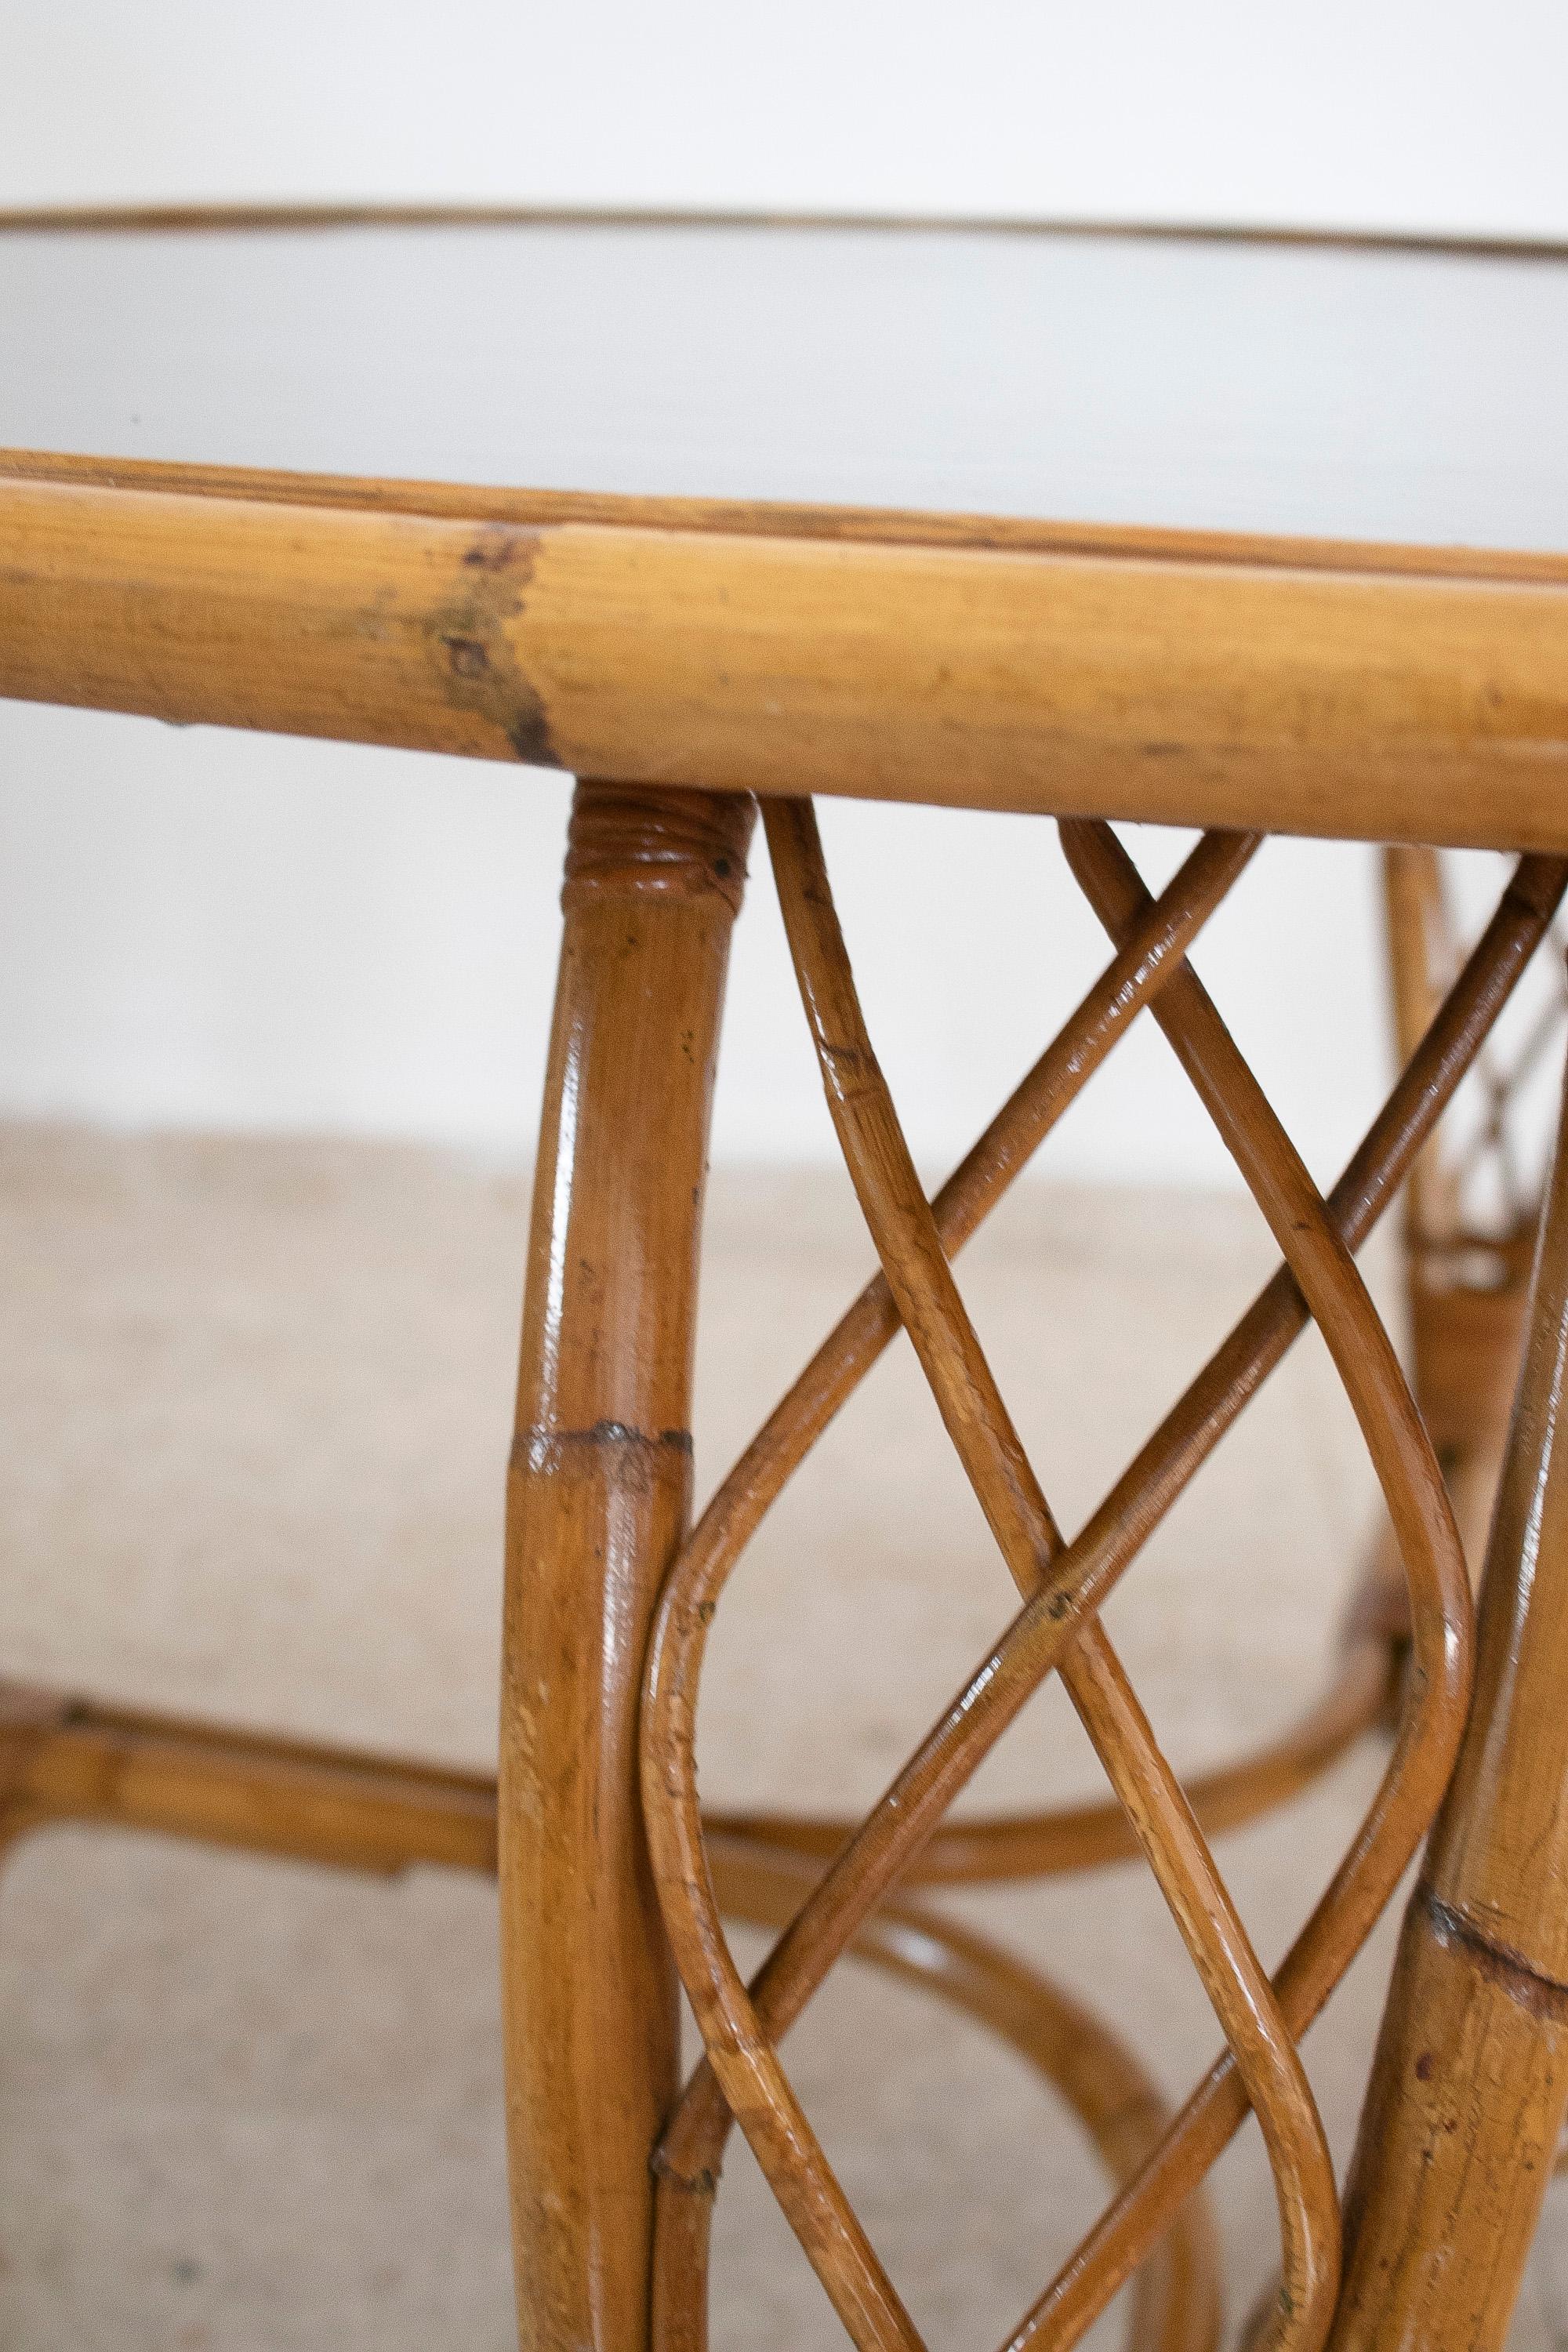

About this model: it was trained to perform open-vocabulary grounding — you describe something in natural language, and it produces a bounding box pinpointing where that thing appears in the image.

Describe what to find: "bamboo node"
[564,783,756,913]
[1422,1887,1568,2024]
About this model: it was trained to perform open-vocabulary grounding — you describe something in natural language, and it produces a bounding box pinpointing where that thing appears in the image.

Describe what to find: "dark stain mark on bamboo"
[427,524,558,767]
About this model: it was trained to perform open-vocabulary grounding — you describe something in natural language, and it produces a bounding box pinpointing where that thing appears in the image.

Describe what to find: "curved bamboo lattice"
[706,845,1568,1894]
[637,815,1568,2352]
[708,1833,1222,2352]
[0,815,1558,2342]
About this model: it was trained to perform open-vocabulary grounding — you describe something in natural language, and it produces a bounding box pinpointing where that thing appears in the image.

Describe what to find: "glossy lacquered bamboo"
[753,799,1340,2351]
[0,1674,1209,2352]
[786,796,1462,2352]
[646,800,1275,2349]
[637,825,1260,2348]
[705,1833,1223,2352]
[0,1677,1214,2352]
[6,200,1568,2346]
[0,840,1557,2350]
[1381,844,1541,1482]
[1329,1044,1568,2352]
[499,781,753,2352]
[641,840,1567,2352]
[5,467,1568,851]
[0,829,1552,2350]
[706,1595,1396,1882]
[1382,847,1462,1287]
[0,1625,1385,1889]
[0,1681,497,1871]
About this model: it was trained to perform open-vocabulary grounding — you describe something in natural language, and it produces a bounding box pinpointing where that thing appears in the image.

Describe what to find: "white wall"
[4,2,1565,238]
[0,699,1403,1190]
[1,2,1563,1186]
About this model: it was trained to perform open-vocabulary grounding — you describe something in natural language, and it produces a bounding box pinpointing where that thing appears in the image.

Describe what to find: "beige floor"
[0,1124,1560,2351]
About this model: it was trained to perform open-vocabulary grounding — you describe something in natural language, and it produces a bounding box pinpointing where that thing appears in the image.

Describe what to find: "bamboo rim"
[1,199,1566,265]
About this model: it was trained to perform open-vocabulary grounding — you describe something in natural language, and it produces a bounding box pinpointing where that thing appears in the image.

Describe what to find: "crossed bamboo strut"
[0,819,1564,2352]
[639,810,1566,2352]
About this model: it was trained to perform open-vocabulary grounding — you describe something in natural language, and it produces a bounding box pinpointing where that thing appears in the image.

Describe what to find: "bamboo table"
[3,206,1568,2352]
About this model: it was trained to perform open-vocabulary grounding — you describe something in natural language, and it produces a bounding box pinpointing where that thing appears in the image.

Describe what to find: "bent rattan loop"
[706,1832,1223,2352]
[644,827,1268,2347]
[639,826,1568,2352]
[757,798,1341,2351]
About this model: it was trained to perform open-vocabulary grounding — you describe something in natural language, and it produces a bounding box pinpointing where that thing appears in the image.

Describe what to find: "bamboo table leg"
[1380,844,1547,1585]
[4,813,1566,2344]
[499,781,754,2352]
[1330,1033,1568,2352]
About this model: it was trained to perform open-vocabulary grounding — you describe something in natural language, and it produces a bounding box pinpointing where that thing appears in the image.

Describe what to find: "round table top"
[5,209,1568,855]
[4,207,1568,553]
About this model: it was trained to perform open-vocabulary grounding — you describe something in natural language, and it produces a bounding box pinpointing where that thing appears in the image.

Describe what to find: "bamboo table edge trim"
[4,459,1568,853]
[5,199,1568,261]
